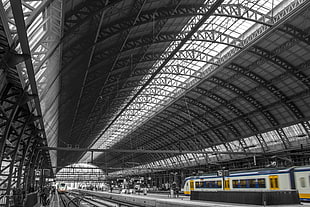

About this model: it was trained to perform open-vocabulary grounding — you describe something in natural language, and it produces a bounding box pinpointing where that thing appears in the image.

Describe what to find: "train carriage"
[57,183,67,193]
[183,166,310,201]
[294,167,310,201]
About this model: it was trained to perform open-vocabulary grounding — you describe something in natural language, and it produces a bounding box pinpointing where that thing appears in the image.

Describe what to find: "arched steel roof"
[1,0,310,178]
[58,0,310,172]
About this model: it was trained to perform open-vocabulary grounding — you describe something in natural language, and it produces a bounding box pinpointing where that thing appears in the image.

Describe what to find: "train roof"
[185,166,310,181]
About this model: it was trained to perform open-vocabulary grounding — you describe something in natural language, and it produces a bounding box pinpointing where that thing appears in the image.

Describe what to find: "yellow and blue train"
[183,166,310,201]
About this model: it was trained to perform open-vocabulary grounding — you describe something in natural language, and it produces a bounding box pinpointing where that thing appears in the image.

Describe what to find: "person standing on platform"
[171,182,176,198]
[175,186,179,198]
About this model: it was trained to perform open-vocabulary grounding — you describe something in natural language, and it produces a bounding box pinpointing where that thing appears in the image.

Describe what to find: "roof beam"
[10,0,50,163]
[42,146,262,155]
[82,0,225,154]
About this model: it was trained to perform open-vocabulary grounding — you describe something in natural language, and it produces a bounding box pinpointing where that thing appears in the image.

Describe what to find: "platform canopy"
[2,0,310,175]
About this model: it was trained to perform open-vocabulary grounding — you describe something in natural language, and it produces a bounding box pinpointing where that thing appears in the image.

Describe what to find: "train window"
[258,178,266,188]
[206,181,215,188]
[231,179,266,188]
[240,180,247,188]
[249,179,256,188]
[232,180,239,188]
[300,177,306,188]
[204,181,222,188]
[195,181,204,188]
[217,180,222,188]
[206,181,210,188]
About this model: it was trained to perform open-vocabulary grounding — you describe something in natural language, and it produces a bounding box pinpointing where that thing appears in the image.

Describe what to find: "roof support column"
[24,146,40,193]
[10,0,48,151]
[5,113,32,206]
[255,134,269,152]
[301,121,310,142]
[276,128,291,149]
[16,133,34,191]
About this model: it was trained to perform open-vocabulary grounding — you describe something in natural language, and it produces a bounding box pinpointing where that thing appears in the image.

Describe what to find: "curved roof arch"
[3,0,310,176]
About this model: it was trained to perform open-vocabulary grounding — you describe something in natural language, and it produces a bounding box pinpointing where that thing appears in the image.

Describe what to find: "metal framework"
[0,0,60,205]
[51,0,310,176]
[1,0,310,202]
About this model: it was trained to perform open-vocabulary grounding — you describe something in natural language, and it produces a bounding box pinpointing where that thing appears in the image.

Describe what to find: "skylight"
[77,0,295,163]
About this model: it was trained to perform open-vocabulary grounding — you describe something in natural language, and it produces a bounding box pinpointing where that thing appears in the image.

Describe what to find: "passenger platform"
[74,189,305,207]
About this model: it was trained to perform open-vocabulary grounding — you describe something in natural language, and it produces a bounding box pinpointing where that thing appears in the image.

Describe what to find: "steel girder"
[63,1,272,40]
[104,115,203,167]
[68,1,185,155]
[0,1,56,203]
[107,56,310,167]
[86,28,240,84]
[102,72,308,166]
[89,29,239,71]
[63,0,122,33]
[87,32,310,102]
[88,48,217,89]
[99,0,310,170]
[106,104,235,166]
[63,0,275,154]
[61,0,310,171]
[108,22,310,142]
[72,0,275,84]
[24,146,42,192]
[0,83,44,205]
[192,87,269,151]
[5,110,32,206]
[250,45,310,90]
[166,104,235,155]
[281,23,310,45]
[86,27,308,94]
[159,107,233,147]
[63,0,274,94]
[95,3,271,42]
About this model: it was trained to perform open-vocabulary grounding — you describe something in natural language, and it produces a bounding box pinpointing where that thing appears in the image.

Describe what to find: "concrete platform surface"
[77,189,305,207]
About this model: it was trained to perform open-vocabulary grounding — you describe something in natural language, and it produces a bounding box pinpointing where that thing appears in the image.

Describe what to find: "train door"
[190,180,195,192]
[269,175,279,190]
[224,178,230,190]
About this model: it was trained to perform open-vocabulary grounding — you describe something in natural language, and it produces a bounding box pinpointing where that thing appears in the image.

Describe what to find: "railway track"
[70,191,142,207]
[59,193,79,207]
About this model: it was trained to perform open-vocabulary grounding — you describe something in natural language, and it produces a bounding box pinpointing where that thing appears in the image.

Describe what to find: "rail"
[71,190,144,207]
[59,192,79,207]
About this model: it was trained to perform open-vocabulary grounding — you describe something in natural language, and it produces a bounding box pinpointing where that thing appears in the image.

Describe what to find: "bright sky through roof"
[80,0,289,163]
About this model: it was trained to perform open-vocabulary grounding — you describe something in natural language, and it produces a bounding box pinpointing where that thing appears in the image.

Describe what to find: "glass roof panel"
[81,0,295,163]
[109,122,310,176]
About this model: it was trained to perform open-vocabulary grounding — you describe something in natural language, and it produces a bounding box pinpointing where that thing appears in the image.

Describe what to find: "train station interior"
[0,0,310,206]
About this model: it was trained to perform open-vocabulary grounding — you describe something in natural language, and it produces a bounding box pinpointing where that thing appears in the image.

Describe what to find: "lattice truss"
[0,0,61,204]
[79,0,310,172]
[0,84,45,204]
[1,0,62,170]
